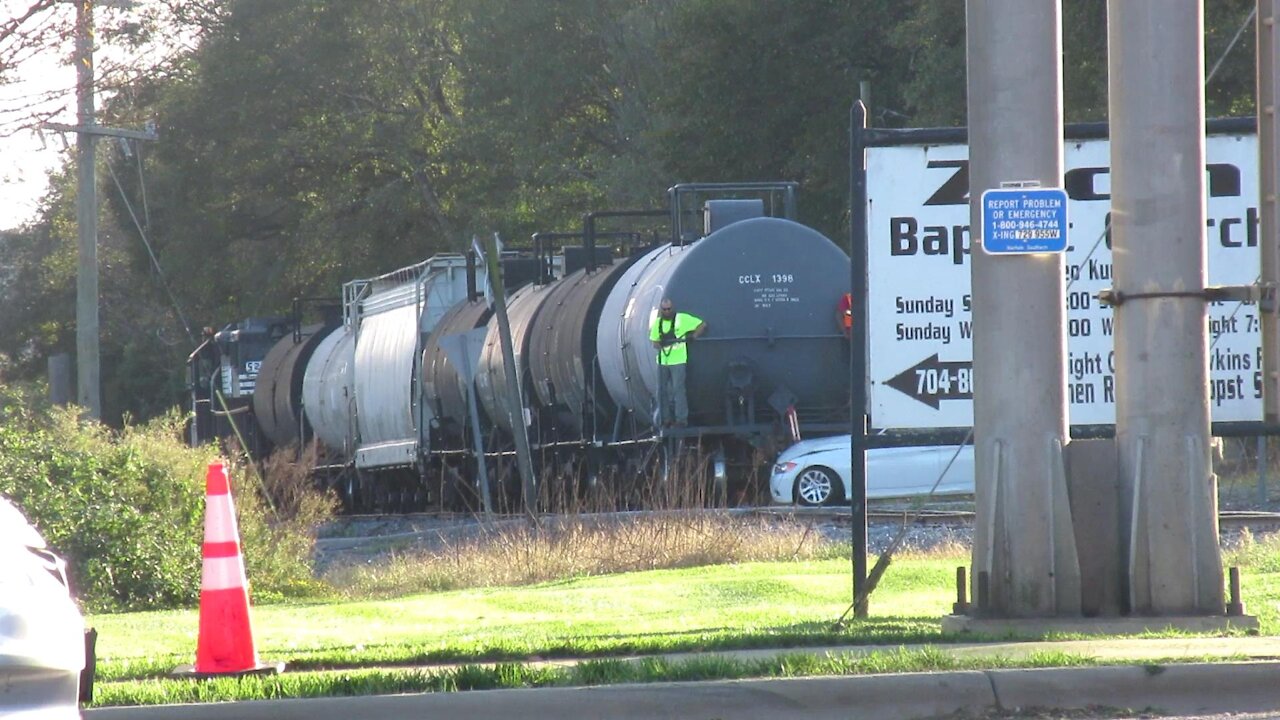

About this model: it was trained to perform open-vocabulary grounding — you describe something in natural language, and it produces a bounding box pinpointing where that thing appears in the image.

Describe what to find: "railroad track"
[752,506,1280,533]
[314,507,1280,571]
[320,507,1280,537]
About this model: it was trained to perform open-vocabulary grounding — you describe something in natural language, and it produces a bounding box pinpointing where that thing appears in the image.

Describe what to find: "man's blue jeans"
[658,363,688,426]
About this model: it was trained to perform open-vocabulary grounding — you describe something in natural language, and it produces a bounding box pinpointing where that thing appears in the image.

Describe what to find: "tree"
[0,163,190,423]
[441,0,680,234]
[3,0,1262,425]
[104,0,468,321]
[890,0,1259,126]
[1205,0,1258,118]
[652,0,915,240]
[0,0,230,422]
[106,0,681,326]
[888,1,966,127]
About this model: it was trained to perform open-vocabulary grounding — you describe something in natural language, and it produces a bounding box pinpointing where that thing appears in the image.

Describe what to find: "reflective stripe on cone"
[187,461,276,676]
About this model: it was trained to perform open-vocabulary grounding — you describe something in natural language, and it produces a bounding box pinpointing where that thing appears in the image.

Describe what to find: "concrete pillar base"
[941,614,1258,636]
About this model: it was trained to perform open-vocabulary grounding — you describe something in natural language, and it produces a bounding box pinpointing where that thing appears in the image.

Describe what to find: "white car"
[770,436,976,506]
[0,496,90,718]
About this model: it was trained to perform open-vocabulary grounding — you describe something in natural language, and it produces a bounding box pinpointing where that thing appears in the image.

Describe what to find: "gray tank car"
[209,183,851,512]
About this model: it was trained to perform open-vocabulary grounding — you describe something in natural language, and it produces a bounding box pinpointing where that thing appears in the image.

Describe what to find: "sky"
[0,0,186,233]
[0,1,76,231]
[0,121,64,232]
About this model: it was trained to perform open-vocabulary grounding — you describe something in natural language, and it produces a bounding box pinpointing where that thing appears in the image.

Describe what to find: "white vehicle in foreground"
[0,496,90,718]
[770,436,975,506]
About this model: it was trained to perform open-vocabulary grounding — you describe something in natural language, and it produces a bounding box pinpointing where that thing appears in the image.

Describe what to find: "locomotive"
[189,183,852,511]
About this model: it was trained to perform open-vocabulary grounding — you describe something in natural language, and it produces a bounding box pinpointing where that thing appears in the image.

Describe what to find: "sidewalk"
[662,634,1280,666]
[85,636,1280,720]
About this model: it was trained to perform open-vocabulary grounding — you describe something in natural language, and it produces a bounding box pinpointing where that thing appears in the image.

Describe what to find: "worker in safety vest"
[838,292,853,339]
[649,297,706,427]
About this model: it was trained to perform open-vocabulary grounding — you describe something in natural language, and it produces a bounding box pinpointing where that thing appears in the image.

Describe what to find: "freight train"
[188,183,852,511]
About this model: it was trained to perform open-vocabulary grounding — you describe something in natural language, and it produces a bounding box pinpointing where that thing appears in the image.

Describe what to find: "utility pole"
[964,0,1080,618]
[74,0,100,419]
[48,0,157,419]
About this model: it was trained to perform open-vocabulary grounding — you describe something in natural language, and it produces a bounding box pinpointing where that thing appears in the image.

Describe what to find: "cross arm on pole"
[44,122,158,142]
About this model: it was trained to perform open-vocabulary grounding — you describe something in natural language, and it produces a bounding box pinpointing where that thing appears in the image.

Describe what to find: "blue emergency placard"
[980,187,1069,254]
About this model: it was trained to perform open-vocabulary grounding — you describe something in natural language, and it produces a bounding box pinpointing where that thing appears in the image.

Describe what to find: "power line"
[1207,5,1257,87]
[104,152,193,345]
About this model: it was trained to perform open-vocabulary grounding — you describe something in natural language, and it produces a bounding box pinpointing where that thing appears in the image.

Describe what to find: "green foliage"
[0,390,207,611]
[236,448,339,603]
[0,168,193,426]
[0,177,79,379]
[0,386,329,611]
[653,0,914,242]
[1062,0,1108,123]
[887,1,966,127]
[3,0,1264,423]
[105,0,467,321]
[892,0,1258,125]
[1205,0,1259,118]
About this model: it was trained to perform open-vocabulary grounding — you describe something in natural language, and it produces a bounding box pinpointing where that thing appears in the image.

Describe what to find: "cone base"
[171,660,285,679]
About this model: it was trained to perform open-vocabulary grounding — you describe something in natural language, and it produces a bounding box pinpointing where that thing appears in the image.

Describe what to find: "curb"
[83,661,1280,720]
[990,661,1280,717]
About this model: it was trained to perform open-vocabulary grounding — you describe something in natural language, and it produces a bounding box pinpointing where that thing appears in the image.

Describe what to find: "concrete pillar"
[965,0,1081,617]
[1260,0,1280,427]
[1065,439,1122,616]
[1108,0,1224,615]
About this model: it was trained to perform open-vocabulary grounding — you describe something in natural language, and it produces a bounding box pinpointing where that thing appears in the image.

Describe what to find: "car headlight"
[773,461,796,475]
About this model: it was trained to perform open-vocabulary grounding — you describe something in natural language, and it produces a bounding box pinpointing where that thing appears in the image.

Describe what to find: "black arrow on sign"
[885,354,974,410]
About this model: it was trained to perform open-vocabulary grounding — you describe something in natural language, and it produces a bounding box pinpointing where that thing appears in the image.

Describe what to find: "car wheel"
[794,466,841,506]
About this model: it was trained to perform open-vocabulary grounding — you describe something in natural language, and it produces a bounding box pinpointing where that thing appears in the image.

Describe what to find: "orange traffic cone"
[173,461,283,677]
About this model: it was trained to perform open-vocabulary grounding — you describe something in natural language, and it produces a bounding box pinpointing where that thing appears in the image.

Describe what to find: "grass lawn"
[90,556,958,682]
[84,528,1280,707]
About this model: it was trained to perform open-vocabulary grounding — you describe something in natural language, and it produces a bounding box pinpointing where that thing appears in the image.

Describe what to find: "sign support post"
[848,100,870,618]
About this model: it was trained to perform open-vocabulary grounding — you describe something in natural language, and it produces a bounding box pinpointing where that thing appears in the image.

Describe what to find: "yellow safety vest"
[650,312,703,366]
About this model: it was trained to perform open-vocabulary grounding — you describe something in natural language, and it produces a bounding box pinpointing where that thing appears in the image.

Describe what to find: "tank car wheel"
[411,480,429,512]
[352,471,373,513]
[794,466,842,507]
[367,477,390,513]
[338,474,358,513]
[581,467,605,510]
[613,453,650,510]
[437,464,467,512]
[642,441,683,508]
